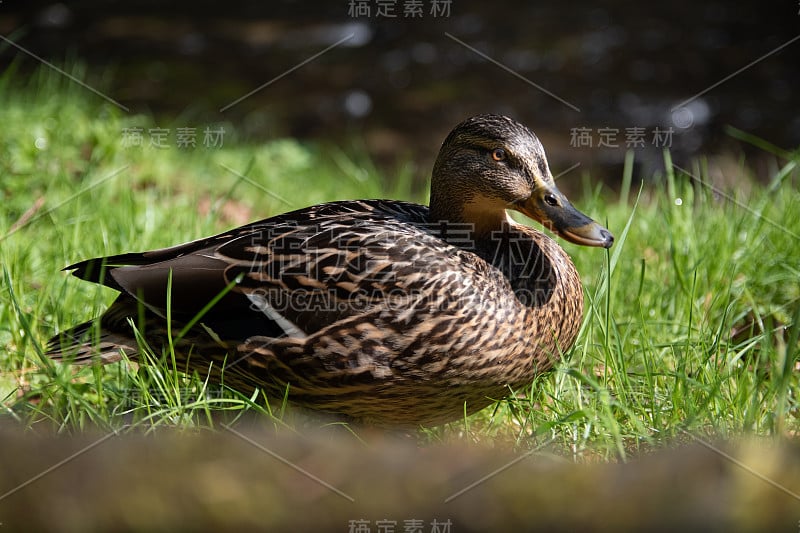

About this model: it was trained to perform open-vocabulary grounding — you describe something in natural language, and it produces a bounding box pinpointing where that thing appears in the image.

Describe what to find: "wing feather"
[60,200,491,343]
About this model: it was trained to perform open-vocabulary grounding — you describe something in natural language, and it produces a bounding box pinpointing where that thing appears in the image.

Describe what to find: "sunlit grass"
[1,67,798,456]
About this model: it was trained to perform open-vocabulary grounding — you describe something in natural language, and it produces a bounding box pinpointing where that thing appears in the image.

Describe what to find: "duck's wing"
[64,200,473,342]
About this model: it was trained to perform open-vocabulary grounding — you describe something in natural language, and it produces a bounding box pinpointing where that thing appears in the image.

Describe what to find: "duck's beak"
[515,188,614,248]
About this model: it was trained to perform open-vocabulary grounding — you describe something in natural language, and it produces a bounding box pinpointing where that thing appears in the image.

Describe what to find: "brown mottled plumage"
[46,115,613,427]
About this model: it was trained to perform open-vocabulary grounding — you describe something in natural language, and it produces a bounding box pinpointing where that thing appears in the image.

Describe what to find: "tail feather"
[46,320,139,364]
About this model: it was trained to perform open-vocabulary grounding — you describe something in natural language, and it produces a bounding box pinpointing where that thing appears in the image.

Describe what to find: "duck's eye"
[544,193,559,207]
[491,148,506,162]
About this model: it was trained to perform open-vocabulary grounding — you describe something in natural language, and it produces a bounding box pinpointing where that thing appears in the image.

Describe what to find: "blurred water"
[2,0,798,187]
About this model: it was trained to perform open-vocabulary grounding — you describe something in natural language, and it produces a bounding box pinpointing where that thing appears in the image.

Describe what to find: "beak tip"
[559,223,614,248]
[600,228,614,249]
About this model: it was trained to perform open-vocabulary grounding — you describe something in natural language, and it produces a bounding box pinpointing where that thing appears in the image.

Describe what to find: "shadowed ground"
[0,424,797,531]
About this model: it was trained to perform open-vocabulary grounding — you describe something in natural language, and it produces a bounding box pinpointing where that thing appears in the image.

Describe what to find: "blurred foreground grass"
[0,67,798,461]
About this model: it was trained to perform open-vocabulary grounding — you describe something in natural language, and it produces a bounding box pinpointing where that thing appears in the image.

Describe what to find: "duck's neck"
[428,196,510,244]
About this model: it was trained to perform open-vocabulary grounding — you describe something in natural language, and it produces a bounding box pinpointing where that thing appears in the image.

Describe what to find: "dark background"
[2,1,799,189]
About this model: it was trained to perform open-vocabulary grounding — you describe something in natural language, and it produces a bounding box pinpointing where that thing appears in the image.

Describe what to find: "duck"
[47,114,613,427]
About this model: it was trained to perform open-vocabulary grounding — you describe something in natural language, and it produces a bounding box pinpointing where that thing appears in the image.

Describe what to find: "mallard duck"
[47,114,613,427]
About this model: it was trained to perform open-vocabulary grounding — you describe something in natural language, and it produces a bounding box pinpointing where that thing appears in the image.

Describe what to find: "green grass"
[1,67,798,457]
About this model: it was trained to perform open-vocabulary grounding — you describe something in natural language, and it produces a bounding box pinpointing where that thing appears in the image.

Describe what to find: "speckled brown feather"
[47,115,606,428]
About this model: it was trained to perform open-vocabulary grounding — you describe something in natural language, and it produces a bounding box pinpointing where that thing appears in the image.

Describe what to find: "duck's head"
[429,114,613,248]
